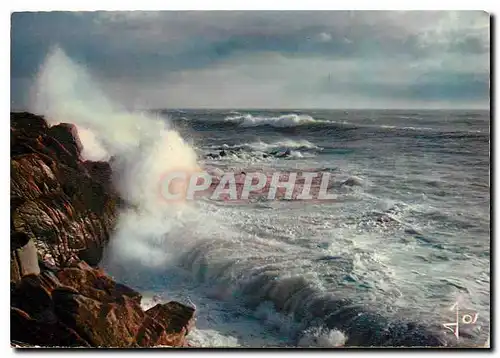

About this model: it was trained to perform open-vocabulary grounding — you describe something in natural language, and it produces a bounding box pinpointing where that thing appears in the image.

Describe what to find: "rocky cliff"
[10,112,195,348]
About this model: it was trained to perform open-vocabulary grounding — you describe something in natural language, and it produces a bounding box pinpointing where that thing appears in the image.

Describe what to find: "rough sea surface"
[108,109,490,348]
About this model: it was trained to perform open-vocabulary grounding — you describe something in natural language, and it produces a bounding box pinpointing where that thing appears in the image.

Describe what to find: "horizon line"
[10,107,491,114]
[148,107,491,111]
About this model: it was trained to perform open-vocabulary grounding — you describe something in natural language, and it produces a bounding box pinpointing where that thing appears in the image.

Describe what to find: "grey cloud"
[11,11,490,109]
[320,71,489,101]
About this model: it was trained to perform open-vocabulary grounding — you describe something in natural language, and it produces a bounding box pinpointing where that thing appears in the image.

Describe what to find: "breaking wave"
[173,112,488,137]
[224,113,323,127]
[200,139,321,162]
[207,139,320,152]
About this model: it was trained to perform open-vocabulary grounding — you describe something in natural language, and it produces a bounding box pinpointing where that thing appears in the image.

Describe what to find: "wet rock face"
[56,261,143,304]
[10,112,197,348]
[10,112,118,267]
[52,287,145,347]
[11,306,91,348]
[47,123,83,158]
[140,302,196,347]
[11,263,196,348]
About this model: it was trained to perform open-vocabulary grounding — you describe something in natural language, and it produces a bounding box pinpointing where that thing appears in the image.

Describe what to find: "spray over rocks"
[31,46,201,269]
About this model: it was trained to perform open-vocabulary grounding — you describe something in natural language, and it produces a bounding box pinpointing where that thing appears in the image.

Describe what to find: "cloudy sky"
[11,11,490,110]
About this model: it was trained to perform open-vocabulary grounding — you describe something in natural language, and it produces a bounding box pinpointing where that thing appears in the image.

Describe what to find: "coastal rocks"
[139,302,196,347]
[10,160,118,266]
[82,161,113,191]
[11,234,40,283]
[47,123,83,159]
[10,112,49,137]
[52,287,195,348]
[52,287,145,347]
[10,272,91,347]
[11,274,55,322]
[11,261,196,348]
[11,307,91,347]
[56,262,142,304]
[10,112,197,347]
[11,112,119,267]
[10,154,61,202]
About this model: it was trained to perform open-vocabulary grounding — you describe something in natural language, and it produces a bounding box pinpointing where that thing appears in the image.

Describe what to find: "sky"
[11,11,490,110]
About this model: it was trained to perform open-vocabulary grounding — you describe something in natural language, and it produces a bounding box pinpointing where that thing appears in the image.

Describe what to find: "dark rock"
[10,112,49,136]
[11,166,118,266]
[42,135,80,169]
[11,232,31,250]
[47,123,83,158]
[77,243,104,267]
[50,267,195,347]
[150,301,196,334]
[341,176,363,187]
[11,251,22,284]
[52,287,144,347]
[82,161,113,187]
[139,302,196,347]
[11,307,90,347]
[56,265,142,304]
[39,270,63,292]
[10,112,197,347]
[10,112,119,267]
[404,228,422,236]
[11,154,61,202]
[12,261,196,348]
[11,275,55,322]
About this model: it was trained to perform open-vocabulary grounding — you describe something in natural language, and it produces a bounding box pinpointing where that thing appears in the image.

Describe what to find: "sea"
[101,109,490,348]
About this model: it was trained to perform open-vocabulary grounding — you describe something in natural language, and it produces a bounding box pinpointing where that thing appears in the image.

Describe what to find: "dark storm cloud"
[11,11,490,109]
[320,71,490,101]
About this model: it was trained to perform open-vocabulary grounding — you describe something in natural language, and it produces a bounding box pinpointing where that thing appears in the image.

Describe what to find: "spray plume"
[30,46,201,268]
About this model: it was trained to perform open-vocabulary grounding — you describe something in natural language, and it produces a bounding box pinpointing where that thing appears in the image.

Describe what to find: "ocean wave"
[224,113,323,128]
[177,241,452,347]
[203,149,314,163]
[207,139,320,152]
[201,138,321,162]
[175,114,487,136]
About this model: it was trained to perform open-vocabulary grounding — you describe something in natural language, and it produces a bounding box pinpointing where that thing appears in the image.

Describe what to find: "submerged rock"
[341,176,364,187]
[277,148,292,158]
